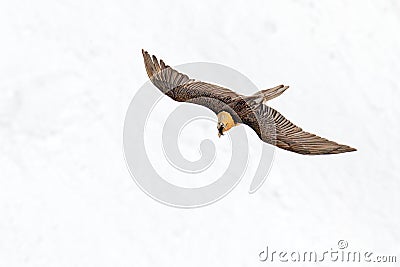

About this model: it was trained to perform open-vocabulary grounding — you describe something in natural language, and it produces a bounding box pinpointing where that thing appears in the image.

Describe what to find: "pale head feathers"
[217,111,238,136]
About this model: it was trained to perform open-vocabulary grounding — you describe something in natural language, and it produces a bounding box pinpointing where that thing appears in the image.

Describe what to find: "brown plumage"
[141,49,356,155]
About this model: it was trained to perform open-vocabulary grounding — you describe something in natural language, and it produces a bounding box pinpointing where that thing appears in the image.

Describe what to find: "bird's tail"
[247,85,289,104]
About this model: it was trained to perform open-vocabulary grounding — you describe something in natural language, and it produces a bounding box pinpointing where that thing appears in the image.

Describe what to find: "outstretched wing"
[243,104,356,155]
[142,50,241,113]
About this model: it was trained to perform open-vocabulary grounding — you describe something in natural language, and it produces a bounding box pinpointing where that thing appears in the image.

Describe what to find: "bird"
[141,49,356,155]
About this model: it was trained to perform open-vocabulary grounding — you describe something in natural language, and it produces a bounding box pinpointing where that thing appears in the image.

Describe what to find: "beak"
[217,125,224,138]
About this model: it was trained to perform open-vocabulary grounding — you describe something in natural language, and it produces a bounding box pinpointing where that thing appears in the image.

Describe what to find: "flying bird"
[142,50,356,155]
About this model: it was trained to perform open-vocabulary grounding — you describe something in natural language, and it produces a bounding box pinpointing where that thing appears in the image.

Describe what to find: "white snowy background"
[1,0,399,266]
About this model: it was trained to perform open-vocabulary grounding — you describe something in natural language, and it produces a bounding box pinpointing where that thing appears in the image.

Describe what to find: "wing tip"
[142,49,155,79]
[280,142,357,155]
[339,145,357,153]
[323,144,357,155]
[142,49,168,69]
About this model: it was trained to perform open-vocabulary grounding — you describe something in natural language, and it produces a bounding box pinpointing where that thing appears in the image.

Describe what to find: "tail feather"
[252,84,289,103]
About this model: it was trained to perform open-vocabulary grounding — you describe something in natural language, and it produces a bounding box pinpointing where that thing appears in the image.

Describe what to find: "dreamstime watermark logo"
[123,62,275,208]
[259,240,398,263]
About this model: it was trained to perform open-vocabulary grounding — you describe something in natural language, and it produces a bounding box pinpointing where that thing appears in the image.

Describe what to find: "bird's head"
[217,111,236,138]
